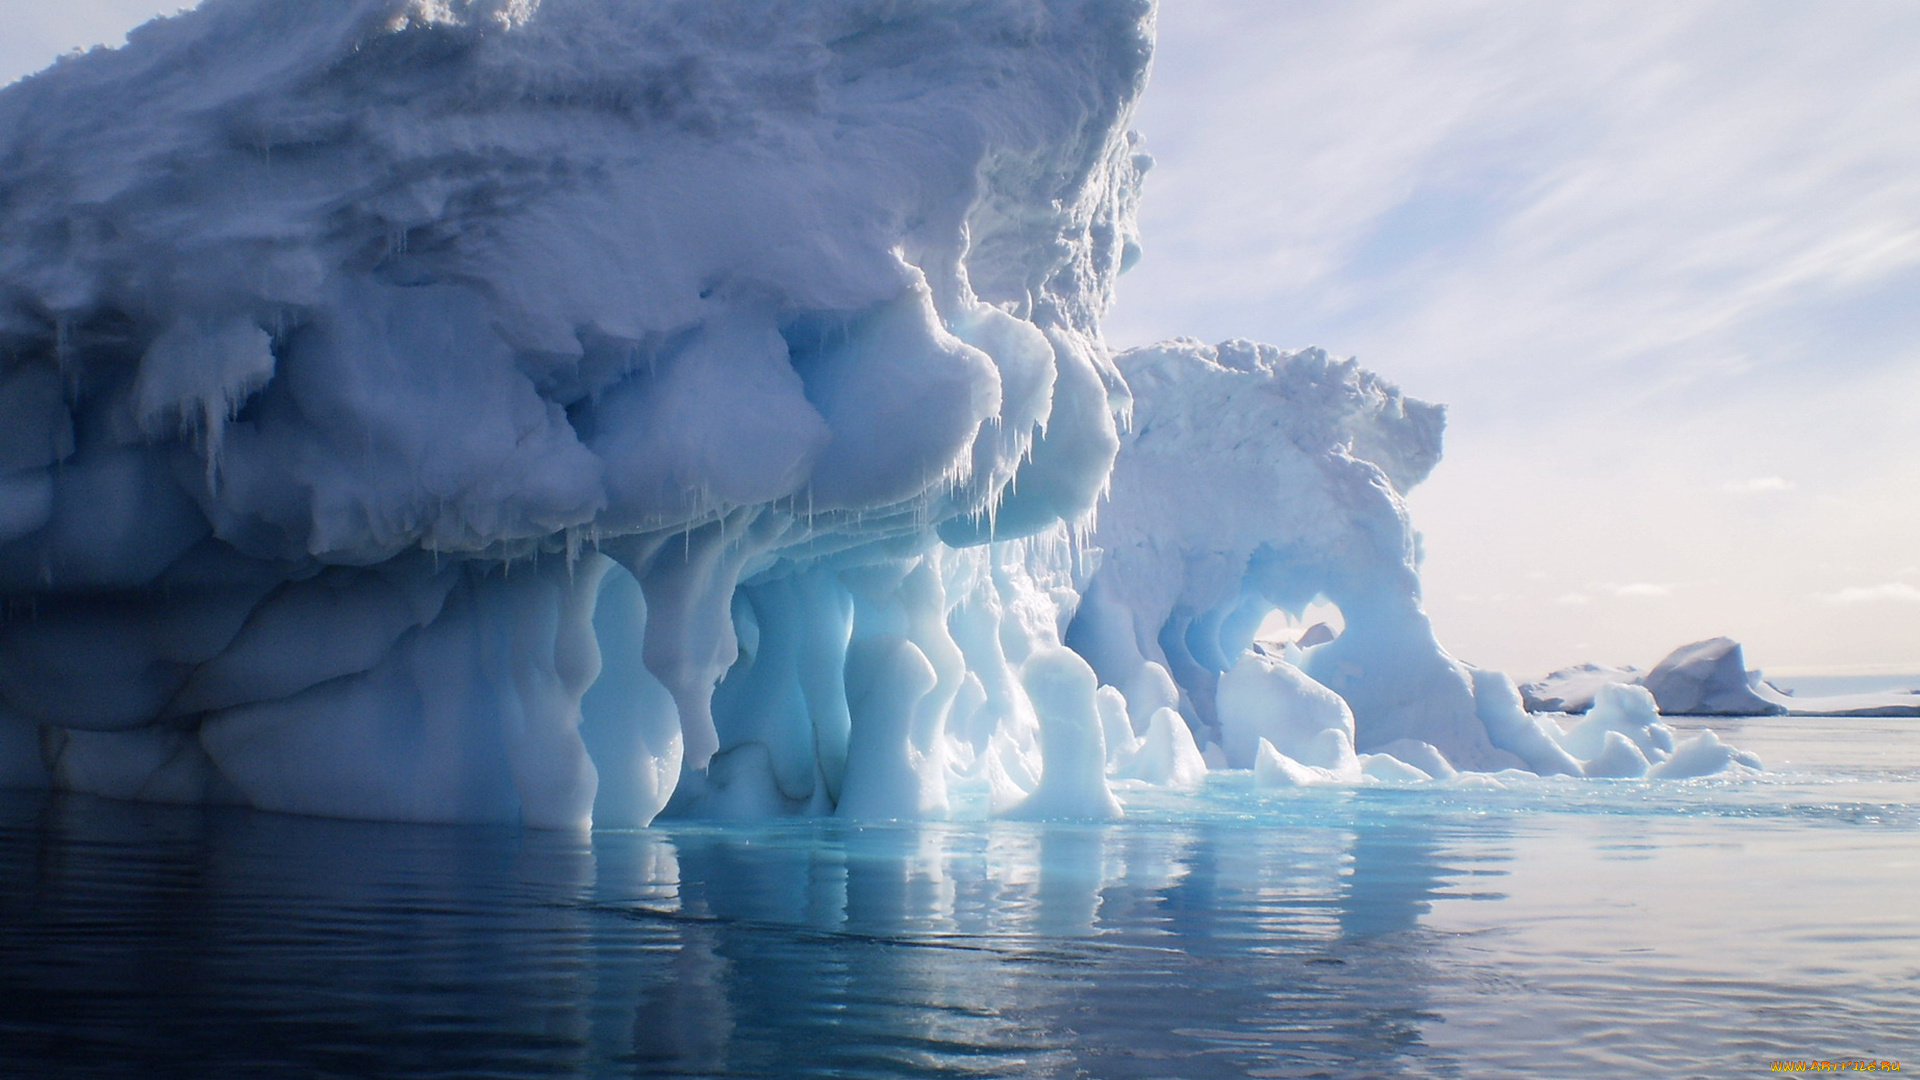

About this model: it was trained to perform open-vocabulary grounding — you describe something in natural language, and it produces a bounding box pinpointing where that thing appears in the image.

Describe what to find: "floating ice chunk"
[1359,753,1433,783]
[1449,772,1510,791]
[1581,730,1652,779]
[1253,738,1320,788]
[1007,648,1122,820]
[1301,727,1364,779]
[1252,732,1363,788]
[1217,650,1355,770]
[1647,729,1764,778]
[1369,738,1457,779]
[1472,669,1583,776]
[1115,707,1208,789]
[1558,683,1674,764]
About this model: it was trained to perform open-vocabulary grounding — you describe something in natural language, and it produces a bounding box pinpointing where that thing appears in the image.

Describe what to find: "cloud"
[1113,1,1920,403]
[1816,582,1920,605]
[1606,583,1673,598]
[1554,592,1591,605]
[1722,476,1795,494]
[1107,1,1920,675]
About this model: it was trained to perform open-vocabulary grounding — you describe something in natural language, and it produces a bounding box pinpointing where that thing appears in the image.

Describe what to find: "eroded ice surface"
[0,0,1760,827]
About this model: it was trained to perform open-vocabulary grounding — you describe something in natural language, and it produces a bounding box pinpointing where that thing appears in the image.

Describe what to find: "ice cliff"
[0,0,1755,828]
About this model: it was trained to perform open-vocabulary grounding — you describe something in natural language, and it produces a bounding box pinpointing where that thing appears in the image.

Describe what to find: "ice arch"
[1065,340,1516,771]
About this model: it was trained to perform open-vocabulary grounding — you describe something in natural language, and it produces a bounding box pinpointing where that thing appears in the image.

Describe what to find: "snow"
[0,0,1768,828]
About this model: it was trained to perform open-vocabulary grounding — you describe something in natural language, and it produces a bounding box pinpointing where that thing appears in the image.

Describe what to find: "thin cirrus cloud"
[1112,0,1920,674]
[1722,477,1795,494]
[1555,584,1671,603]
[1606,583,1674,599]
[1111,0,1920,402]
[1816,583,1920,606]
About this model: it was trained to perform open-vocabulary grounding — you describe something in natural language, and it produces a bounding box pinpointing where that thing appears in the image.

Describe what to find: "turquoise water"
[2,715,1915,1079]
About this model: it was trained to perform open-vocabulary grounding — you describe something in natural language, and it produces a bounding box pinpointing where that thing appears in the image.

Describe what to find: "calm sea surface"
[2,714,1915,1079]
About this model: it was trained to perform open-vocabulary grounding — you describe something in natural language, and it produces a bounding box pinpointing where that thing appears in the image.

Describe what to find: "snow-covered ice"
[0,0,1769,827]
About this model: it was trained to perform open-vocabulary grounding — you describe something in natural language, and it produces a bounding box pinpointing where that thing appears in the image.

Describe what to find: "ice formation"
[1525,638,1920,718]
[0,0,1763,829]
[1642,638,1787,717]
[1066,339,1516,772]
[1519,663,1645,714]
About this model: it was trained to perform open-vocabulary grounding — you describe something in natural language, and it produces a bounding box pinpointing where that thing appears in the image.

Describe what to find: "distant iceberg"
[0,0,1765,828]
[1523,638,1920,719]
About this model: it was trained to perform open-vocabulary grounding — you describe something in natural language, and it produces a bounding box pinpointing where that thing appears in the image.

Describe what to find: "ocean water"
[2,715,1915,1079]
[1770,674,1920,697]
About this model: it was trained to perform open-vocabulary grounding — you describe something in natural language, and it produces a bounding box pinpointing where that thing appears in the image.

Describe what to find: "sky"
[4,0,1917,680]
[1107,0,1920,679]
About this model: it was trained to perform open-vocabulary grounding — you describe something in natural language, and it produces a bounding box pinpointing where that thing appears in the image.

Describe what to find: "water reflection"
[0,790,1485,1079]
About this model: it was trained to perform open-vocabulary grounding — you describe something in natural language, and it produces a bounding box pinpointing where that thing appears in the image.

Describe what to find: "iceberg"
[1651,640,1920,718]
[1065,339,1517,772]
[1525,638,1920,719]
[1642,638,1789,717]
[0,0,1154,826]
[1519,662,1645,714]
[0,0,1761,828]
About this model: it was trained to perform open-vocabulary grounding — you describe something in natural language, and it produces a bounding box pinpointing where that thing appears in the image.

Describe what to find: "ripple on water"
[1,715,1917,1078]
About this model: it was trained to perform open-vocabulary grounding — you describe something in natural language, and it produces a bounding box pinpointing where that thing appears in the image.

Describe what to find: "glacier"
[0,0,1760,829]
